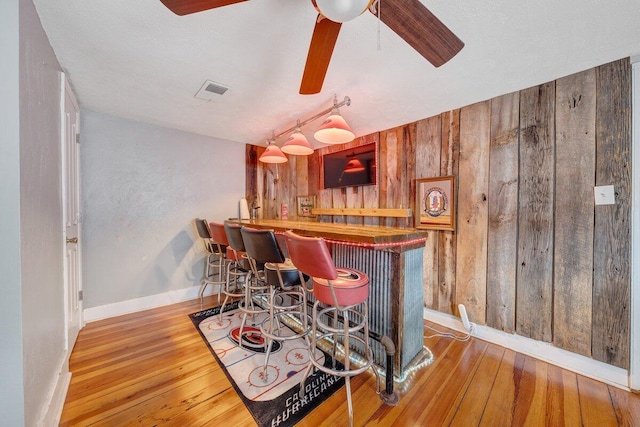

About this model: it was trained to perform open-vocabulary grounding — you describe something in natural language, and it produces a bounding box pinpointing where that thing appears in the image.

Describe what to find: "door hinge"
[75,133,80,144]
[78,290,83,301]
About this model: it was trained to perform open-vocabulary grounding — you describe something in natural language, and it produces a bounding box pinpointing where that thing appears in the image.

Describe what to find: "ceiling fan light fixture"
[281,129,314,155]
[314,110,356,144]
[316,0,372,22]
[259,142,288,163]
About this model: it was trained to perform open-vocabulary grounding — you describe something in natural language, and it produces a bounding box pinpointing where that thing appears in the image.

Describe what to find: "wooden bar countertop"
[234,219,428,247]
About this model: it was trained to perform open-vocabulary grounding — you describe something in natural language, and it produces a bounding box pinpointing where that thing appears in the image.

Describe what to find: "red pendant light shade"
[314,110,356,144]
[259,143,288,163]
[281,129,314,155]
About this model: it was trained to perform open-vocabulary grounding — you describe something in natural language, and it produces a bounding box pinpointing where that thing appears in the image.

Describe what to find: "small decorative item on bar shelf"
[281,203,289,220]
[415,176,456,231]
[296,195,316,217]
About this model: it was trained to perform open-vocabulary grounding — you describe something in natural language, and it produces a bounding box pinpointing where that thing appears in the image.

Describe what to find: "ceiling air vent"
[195,80,229,101]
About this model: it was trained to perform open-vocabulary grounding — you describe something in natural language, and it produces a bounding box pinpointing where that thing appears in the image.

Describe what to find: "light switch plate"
[594,185,615,205]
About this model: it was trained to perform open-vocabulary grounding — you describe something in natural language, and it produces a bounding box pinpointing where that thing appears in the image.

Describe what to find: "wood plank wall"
[245,58,632,369]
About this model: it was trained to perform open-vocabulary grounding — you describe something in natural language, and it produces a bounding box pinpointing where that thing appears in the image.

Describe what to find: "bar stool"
[283,230,373,427]
[241,227,311,370]
[220,221,250,318]
[193,218,225,308]
[208,222,239,308]
[225,223,271,348]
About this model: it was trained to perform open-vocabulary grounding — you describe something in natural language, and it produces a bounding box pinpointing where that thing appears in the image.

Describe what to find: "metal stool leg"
[343,309,354,427]
[299,300,319,399]
[263,285,277,370]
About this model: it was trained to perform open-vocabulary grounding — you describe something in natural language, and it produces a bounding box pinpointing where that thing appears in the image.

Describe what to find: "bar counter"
[235,219,432,380]
[237,219,427,248]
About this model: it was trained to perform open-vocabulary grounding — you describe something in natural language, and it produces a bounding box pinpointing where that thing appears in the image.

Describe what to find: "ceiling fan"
[158,0,464,95]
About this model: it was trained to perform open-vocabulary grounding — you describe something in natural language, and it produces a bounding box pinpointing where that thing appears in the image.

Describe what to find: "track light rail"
[268,95,351,142]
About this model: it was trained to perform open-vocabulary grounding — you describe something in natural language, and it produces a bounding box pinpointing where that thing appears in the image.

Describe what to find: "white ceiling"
[34,0,640,149]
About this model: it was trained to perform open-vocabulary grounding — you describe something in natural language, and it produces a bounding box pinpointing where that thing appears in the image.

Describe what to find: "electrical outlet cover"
[594,185,615,205]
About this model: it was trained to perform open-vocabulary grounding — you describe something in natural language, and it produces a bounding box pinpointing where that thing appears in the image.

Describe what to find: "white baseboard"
[38,355,71,427]
[84,285,220,323]
[423,308,630,390]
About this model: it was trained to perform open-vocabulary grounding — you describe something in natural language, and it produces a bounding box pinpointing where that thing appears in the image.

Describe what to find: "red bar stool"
[193,218,226,308]
[220,221,250,319]
[209,222,245,315]
[283,230,373,427]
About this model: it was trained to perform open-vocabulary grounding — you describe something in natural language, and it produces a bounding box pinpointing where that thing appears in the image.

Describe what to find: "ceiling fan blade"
[299,15,342,95]
[159,0,247,16]
[373,0,464,67]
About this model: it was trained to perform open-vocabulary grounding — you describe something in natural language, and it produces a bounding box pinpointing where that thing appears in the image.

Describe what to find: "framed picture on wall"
[415,176,456,231]
[296,195,316,217]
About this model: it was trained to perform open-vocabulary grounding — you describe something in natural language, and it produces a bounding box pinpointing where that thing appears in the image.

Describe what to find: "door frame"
[60,72,83,354]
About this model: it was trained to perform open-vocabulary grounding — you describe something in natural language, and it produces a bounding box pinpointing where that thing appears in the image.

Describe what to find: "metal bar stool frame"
[219,221,250,319]
[241,227,312,372]
[284,230,374,427]
[224,223,271,350]
[194,218,226,308]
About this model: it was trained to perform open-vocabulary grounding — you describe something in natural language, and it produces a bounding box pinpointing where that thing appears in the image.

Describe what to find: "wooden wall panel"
[295,155,316,222]
[317,186,332,222]
[308,152,320,197]
[380,128,403,227]
[279,159,292,219]
[246,57,633,369]
[363,133,380,226]
[486,92,519,333]
[295,155,309,199]
[516,83,556,342]
[400,123,417,228]
[255,147,266,219]
[345,188,365,225]
[553,69,596,355]
[456,101,491,324]
[263,162,278,219]
[438,110,460,314]
[245,145,259,204]
[245,145,262,216]
[592,58,631,369]
[331,188,347,223]
[415,116,442,309]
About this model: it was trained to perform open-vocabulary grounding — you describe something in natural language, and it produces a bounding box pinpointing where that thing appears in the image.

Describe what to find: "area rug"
[189,301,345,427]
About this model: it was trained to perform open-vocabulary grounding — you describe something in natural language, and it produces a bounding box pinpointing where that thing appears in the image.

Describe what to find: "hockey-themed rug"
[189,302,344,427]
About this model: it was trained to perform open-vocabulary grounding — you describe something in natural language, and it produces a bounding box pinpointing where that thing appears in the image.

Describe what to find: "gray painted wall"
[19,0,66,424]
[0,0,25,425]
[0,0,66,424]
[80,110,246,308]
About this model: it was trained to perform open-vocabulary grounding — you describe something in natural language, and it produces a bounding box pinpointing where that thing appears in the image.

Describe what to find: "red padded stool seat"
[313,268,368,307]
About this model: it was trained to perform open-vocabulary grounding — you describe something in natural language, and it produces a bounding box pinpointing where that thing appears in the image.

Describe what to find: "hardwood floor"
[61,296,640,426]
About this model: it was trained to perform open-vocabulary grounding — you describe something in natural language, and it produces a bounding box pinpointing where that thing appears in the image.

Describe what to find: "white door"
[61,73,82,352]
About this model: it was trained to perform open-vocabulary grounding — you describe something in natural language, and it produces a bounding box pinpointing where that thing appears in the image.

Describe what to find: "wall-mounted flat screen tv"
[322,143,377,189]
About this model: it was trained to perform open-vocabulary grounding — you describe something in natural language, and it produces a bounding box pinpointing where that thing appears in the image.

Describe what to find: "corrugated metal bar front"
[401,247,425,368]
[331,243,393,367]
